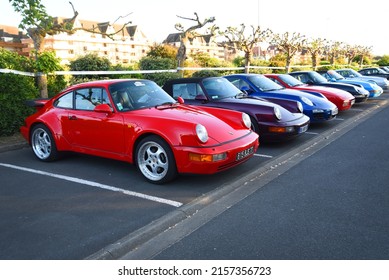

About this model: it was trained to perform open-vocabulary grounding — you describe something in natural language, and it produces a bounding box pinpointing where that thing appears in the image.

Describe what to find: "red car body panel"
[265,74,355,111]
[21,79,259,177]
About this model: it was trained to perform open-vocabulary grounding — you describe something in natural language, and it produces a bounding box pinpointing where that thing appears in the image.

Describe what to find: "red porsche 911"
[20,79,259,184]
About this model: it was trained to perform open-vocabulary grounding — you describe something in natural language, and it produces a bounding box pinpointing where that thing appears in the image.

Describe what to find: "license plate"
[236,146,254,161]
[298,124,308,133]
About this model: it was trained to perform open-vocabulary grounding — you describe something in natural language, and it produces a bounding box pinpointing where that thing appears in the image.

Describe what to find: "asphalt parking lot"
[0,91,388,259]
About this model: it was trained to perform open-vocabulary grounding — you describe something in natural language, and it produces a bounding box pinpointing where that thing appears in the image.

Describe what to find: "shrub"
[192,70,220,78]
[0,74,39,136]
[139,57,180,86]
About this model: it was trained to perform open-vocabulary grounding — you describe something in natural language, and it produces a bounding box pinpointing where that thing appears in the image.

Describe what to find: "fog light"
[269,126,294,133]
[189,152,227,162]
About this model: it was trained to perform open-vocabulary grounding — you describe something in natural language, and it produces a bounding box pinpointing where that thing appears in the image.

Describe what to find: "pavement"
[0,133,27,153]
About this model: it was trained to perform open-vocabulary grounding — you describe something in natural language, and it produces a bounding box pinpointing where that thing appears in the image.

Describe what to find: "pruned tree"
[356,45,372,67]
[343,44,360,65]
[303,38,326,70]
[174,12,216,71]
[219,24,271,73]
[271,31,306,73]
[9,0,131,97]
[324,41,344,66]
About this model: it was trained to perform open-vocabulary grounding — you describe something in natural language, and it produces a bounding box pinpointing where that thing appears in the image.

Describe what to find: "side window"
[90,88,111,106]
[270,78,282,86]
[75,88,111,111]
[296,74,307,83]
[172,84,188,99]
[172,83,200,100]
[54,92,73,109]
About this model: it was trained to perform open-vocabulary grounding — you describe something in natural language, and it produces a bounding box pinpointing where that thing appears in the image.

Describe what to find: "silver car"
[336,68,389,90]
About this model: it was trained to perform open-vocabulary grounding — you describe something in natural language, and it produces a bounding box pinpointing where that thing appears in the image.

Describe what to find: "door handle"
[68,115,78,120]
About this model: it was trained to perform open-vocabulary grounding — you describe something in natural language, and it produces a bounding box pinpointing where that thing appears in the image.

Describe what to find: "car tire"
[135,135,178,184]
[250,116,260,134]
[30,124,59,162]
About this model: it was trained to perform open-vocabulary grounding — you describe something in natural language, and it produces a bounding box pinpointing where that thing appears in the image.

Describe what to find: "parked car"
[289,70,369,102]
[20,79,259,184]
[265,73,355,111]
[318,70,383,98]
[223,74,338,123]
[379,66,389,73]
[358,67,389,80]
[335,68,389,90]
[163,77,310,142]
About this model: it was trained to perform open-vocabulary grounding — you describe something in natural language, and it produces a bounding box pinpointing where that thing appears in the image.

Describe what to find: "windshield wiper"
[235,92,247,98]
[155,101,177,109]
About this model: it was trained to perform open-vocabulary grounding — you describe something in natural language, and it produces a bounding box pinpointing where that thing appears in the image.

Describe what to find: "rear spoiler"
[25,98,50,108]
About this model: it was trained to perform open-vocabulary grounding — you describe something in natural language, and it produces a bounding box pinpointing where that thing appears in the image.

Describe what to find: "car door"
[62,87,126,155]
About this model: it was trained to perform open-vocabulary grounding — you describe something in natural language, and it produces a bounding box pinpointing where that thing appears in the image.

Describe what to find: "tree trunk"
[28,28,49,98]
[244,51,251,74]
[311,54,317,71]
[285,57,291,73]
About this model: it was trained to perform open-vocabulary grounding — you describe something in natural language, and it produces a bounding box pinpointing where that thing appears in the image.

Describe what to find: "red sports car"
[265,74,355,111]
[20,79,259,184]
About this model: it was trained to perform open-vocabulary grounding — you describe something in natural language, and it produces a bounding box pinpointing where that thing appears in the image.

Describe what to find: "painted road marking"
[0,163,183,208]
[254,153,273,158]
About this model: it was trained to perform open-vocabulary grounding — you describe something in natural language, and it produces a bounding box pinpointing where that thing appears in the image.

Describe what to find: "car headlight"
[301,96,314,106]
[196,124,208,143]
[297,101,303,113]
[274,107,282,120]
[242,113,251,129]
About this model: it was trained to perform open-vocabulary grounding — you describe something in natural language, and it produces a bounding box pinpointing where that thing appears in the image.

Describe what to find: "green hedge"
[0,74,39,136]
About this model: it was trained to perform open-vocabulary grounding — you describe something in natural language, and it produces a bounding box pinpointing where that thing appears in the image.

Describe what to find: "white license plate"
[236,146,254,161]
[298,124,308,133]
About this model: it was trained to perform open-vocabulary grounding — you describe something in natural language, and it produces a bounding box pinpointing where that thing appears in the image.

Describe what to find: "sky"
[1,0,388,55]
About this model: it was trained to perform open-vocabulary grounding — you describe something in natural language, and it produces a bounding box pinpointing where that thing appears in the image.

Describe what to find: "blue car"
[319,70,383,98]
[224,74,338,123]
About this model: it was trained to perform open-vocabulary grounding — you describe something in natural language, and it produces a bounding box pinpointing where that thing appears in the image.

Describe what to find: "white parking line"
[0,163,183,208]
[254,153,273,158]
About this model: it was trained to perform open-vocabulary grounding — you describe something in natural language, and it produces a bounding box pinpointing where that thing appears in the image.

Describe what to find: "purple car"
[163,77,310,142]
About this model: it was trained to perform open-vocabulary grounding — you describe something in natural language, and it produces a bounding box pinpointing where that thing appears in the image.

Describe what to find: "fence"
[0,64,363,78]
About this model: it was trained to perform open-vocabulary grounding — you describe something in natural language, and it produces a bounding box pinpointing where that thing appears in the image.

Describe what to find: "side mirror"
[177,96,185,104]
[94,104,113,114]
[240,86,253,94]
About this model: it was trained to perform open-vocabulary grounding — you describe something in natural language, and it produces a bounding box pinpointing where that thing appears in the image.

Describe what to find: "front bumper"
[174,131,259,174]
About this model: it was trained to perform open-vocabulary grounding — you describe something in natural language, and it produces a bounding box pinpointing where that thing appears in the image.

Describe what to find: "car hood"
[123,104,250,145]
[297,85,354,100]
[262,88,328,103]
[349,76,386,83]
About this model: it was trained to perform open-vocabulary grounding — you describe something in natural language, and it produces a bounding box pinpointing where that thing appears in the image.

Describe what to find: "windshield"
[248,75,284,91]
[278,74,304,87]
[376,68,388,74]
[309,71,328,83]
[328,70,345,80]
[344,69,362,77]
[202,77,242,100]
[109,80,175,111]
